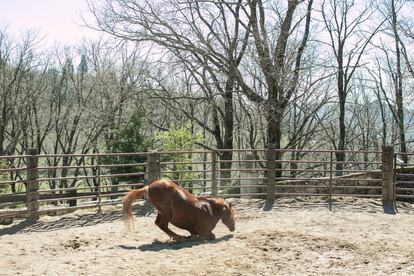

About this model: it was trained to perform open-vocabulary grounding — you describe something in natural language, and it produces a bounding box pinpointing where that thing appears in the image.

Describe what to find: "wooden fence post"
[26,148,39,220]
[96,159,102,214]
[211,150,218,196]
[145,151,160,185]
[241,152,257,199]
[328,151,333,211]
[266,145,276,205]
[381,145,396,214]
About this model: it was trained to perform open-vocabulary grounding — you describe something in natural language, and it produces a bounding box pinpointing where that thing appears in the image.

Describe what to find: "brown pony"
[123,179,236,241]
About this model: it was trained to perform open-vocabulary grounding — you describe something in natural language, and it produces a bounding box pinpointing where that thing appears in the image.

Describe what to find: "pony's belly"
[170,217,194,233]
[171,215,216,236]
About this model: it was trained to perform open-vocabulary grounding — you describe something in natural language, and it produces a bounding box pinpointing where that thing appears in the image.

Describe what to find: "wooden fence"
[0,146,409,220]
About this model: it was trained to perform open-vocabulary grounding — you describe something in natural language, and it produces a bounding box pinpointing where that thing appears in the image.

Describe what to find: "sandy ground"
[1,197,414,276]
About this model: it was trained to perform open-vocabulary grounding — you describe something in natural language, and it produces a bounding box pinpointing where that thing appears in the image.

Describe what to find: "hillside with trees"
[1,0,414,160]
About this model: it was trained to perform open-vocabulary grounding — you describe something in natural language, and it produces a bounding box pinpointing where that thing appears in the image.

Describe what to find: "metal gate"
[394,152,414,200]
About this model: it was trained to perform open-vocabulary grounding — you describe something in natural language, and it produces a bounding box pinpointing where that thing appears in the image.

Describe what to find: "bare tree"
[87,0,258,185]
[0,29,40,156]
[389,0,407,160]
[370,0,414,160]
[320,0,384,173]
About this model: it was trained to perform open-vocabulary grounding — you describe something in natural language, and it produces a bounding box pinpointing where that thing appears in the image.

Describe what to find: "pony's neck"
[207,198,224,218]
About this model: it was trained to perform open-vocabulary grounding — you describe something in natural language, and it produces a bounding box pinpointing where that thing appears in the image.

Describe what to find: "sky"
[0,0,100,47]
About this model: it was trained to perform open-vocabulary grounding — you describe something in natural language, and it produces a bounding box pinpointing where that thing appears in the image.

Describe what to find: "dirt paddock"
[1,197,414,276]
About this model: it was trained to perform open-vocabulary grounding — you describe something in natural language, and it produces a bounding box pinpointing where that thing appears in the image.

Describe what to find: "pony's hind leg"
[155,213,161,225]
[155,212,186,241]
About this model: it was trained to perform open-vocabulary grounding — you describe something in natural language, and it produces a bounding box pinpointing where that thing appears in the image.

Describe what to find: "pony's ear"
[229,202,232,208]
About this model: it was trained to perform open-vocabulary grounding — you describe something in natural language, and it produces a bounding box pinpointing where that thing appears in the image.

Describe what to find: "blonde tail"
[122,186,149,230]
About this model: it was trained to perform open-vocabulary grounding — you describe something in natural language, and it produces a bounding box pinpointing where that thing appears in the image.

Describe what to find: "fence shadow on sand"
[0,201,154,235]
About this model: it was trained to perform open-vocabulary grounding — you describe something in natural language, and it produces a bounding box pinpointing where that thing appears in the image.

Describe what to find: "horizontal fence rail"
[0,146,407,220]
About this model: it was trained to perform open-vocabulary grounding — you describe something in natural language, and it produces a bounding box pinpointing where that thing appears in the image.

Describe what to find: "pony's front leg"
[200,232,215,240]
[181,233,199,241]
[155,213,186,241]
[189,233,199,239]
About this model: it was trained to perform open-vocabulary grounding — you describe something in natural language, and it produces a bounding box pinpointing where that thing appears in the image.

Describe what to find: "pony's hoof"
[172,235,186,242]
[200,233,215,240]
[207,234,216,240]
[187,234,198,240]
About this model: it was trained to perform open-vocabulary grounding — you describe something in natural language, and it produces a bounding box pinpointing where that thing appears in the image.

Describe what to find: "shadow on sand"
[119,234,234,252]
[0,218,38,235]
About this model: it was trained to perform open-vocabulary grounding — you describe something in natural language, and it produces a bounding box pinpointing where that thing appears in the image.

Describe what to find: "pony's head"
[221,202,236,232]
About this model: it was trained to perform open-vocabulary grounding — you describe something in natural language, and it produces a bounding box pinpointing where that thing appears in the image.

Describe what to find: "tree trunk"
[336,94,346,175]
[219,80,234,187]
[391,0,407,163]
[266,104,282,179]
[0,125,4,156]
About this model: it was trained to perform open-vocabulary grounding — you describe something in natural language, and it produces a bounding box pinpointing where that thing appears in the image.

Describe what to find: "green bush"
[102,111,149,184]
[156,123,203,190]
